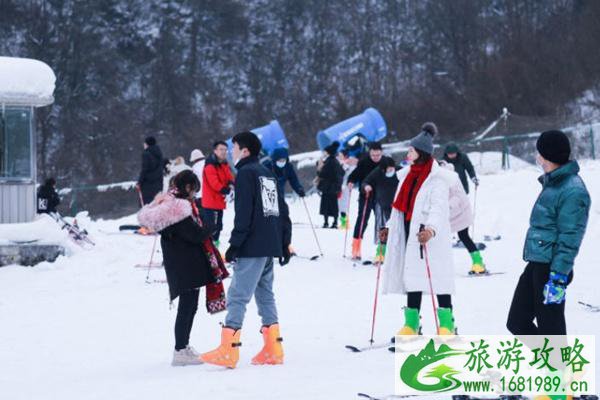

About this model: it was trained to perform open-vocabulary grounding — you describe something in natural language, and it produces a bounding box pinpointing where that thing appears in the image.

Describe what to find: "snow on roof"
[0,57,55,107]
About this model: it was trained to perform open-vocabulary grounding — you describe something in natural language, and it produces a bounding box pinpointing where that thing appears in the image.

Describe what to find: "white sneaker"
[172,346,204,366]
[185,345,200,358]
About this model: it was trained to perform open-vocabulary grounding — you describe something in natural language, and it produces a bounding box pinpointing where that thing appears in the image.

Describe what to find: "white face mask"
[385,170,395,178]
[276,160,287,168]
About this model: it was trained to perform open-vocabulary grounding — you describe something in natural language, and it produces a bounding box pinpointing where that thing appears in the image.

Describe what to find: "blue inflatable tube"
[316,108,387,150]
[227,120,288,157]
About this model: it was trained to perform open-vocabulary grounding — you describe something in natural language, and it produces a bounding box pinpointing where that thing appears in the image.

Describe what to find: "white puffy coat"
[381,161,454,295]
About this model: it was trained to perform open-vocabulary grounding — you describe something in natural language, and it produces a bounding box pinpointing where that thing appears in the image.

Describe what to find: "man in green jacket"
[507,130,591,336]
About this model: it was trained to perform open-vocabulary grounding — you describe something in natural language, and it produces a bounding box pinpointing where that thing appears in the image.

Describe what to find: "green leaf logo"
[400,339,464,392]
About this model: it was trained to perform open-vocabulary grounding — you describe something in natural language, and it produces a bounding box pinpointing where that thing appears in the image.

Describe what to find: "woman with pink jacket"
[138,170,228,366]
[438,160,485,274]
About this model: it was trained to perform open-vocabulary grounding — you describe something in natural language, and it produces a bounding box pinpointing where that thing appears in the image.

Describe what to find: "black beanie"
[324,141,340,156]
[145,136,157,146]
[536,130,570,165]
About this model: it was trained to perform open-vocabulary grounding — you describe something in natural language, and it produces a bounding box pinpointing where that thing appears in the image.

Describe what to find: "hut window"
[0,108,32,180]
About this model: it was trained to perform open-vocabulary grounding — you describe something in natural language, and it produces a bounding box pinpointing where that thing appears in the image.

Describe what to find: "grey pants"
[224,257,278,330]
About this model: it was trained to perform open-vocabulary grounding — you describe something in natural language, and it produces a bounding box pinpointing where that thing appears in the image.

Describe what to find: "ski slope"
[1,161,599,400]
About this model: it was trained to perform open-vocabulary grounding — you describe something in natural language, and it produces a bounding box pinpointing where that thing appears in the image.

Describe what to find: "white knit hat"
[189,149,205,162]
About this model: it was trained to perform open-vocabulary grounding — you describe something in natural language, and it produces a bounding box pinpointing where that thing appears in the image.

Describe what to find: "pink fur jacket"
[137,192,192,232]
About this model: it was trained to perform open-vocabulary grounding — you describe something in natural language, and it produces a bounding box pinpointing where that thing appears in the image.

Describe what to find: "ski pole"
[342,187,353,258]
[145,235,159,284]
[301,197,324,257]
[369,242,383,344]
[419,224,439,333]
[136,185,144,208]
[472,184,478,240]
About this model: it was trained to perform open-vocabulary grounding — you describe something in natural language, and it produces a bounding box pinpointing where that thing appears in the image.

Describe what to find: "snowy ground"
[1,161,599,399]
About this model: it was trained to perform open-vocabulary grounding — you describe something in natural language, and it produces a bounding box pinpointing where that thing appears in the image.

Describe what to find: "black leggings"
[175,288,199,350]
[407,292,452,310]
[403,219,452,310]
[353,194,374,239]
[457,228,477,253]
[506,262,572,335]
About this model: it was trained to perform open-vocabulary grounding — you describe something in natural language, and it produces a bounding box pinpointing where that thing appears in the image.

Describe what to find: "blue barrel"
[227,120,288,157]
[316,108,387,150]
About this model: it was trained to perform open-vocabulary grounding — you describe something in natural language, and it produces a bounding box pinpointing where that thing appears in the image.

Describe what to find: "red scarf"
[392,158,433,221]
[191,200,229,314]
[190,201,229,281]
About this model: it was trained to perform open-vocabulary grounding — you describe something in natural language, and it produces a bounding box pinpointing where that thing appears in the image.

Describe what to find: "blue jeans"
[224,257,278,329]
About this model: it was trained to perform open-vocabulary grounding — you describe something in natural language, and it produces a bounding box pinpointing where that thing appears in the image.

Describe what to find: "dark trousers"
[175,288,199,350]
[506,262,572,335]
[353,194,374,239]
[201,208,224,241]
[457,228,477,253]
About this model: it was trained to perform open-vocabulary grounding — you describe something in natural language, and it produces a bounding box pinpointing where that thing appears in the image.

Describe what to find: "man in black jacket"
[363,157,399,263]
[200,131,286,369]
[37,178,60,214]
[137,136,164,205]
[347,141,384,260]
[443,143,479,194]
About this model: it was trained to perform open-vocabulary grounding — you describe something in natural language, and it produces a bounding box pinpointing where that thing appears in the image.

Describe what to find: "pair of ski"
[49,212,95,248]
[346,336,431,354]
[462,270,505,278]
[347,336,466,354]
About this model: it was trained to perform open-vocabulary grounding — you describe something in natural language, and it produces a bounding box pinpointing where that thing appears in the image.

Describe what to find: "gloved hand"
[225,246,239,263]
[220,186,231,195]
[472,176,480,186]
[297,189,306,198]
[279,246,291,266]
[543,271,568,305]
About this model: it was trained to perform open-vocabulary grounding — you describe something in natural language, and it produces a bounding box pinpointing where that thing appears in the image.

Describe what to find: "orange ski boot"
[351,238,362,260]
[251,324,284,365]
[200,327,241,369]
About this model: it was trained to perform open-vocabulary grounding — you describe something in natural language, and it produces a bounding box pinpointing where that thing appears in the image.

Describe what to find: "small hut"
[0,57,55,223]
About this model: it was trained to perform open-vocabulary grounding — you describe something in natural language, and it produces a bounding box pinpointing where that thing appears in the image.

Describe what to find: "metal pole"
[590,126,596,160]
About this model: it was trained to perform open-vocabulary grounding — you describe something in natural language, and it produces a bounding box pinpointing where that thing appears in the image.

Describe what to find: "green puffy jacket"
[523,161,591,275]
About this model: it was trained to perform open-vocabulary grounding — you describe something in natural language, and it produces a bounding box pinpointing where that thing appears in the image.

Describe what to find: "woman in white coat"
[382,122,456,336]
[438,160,486,274]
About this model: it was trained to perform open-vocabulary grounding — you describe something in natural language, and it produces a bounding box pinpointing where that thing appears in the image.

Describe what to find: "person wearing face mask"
[138,170,227,366]
[382,122,457,337]
[263,147,303,255]
[362,156,400,262]
[263,147,305,198]
[347,141,385,260]
[507,130,590,337]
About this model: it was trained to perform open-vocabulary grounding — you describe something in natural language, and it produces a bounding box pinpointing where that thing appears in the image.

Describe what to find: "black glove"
[472,177,480,187]
[220,186,231,195]
[225,246,239,263]
[297,189,306,198]
[279,246,291,266]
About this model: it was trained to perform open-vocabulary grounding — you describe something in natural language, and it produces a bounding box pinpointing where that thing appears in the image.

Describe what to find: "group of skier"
[135,121,590,400]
